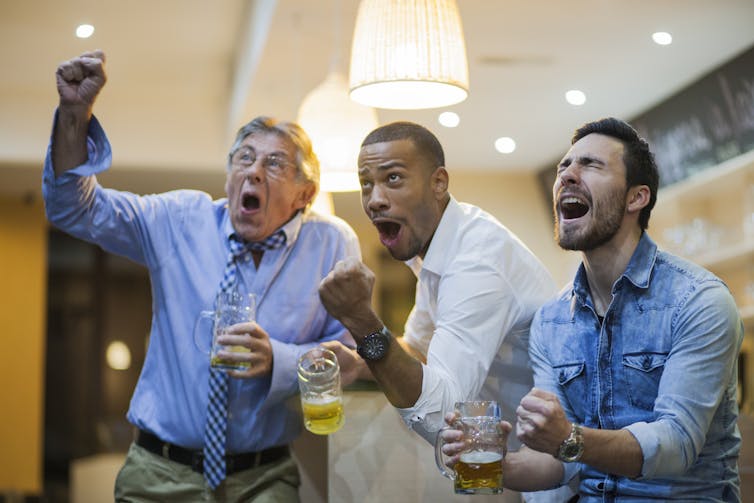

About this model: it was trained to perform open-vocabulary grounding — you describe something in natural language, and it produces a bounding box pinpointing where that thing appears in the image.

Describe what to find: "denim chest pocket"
[554,361,587,422]
[622,352,667,410]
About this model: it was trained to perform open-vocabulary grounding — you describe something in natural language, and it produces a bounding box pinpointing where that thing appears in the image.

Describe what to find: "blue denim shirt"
[530,233,743,502]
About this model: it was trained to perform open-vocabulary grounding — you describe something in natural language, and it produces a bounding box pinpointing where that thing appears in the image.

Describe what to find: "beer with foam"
[454,451,504,494]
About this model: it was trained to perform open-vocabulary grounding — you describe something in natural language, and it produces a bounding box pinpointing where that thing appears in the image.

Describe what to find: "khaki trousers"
[114,442,300,502]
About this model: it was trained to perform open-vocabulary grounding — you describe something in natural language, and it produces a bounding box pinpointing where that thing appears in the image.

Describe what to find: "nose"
[557,164,580,187]
[244,159,265,184]
[365,184,389,213]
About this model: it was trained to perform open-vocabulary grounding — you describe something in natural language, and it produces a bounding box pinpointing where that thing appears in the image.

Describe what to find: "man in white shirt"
[319,122,574,501]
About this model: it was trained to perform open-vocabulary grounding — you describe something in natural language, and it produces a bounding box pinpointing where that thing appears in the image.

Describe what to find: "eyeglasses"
[229,146,295,177]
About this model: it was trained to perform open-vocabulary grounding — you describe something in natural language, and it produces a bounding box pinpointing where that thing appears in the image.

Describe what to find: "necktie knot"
[230,230,286,256]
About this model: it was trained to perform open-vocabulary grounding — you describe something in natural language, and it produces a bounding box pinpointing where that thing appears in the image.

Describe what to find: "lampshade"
[348,0,469,110]
[297,70,379,192]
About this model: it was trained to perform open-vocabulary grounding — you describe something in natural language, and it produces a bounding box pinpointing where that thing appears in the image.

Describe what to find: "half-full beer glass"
[297,347,344,435]
[435,400,505,494]
[193,291,256,371]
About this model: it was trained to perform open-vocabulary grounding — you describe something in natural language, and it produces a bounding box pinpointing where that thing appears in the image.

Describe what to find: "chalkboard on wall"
[632,45,754,188]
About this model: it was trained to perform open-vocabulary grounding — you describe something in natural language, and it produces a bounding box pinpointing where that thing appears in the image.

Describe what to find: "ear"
[430,167,449,200]
[626,185,650,214]
[295,182,317,210]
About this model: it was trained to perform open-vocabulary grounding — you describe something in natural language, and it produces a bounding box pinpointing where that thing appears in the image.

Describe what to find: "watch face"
[562,443,580,459]
[365,338,387,359]
[358,328,390,361]
[558,427,584,462]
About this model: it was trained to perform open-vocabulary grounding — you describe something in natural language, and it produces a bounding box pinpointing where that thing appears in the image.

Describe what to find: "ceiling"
[2,0,754,199]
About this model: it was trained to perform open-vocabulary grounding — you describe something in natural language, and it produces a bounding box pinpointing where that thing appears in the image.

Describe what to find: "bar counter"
[293,382,523,502]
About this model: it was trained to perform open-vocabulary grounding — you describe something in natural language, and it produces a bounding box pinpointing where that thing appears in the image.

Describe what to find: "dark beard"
[554,190,626,251]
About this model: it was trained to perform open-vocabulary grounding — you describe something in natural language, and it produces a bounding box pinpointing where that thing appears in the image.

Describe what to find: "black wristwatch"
[556,423,584,462]
[356,326,391,361]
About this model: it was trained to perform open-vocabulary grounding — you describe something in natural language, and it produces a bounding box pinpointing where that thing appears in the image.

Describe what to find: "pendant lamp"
[349,0,469,110]
[297,71,379,192]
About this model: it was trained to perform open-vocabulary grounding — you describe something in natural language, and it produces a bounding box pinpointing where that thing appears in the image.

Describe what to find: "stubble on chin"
[555,223,580,251]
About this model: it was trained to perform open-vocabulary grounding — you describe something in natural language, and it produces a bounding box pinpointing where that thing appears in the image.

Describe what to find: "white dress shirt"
[396,196,557,444]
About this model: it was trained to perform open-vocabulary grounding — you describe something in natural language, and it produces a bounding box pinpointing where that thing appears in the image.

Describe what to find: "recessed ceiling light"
[438,111,460,128]
[494,137,516,154]
[76,24,95,39]
[565,89,586,106]
[652,31,673,45]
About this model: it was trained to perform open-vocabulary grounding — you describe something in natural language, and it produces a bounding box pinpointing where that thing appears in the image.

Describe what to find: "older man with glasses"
[44,50,360,502]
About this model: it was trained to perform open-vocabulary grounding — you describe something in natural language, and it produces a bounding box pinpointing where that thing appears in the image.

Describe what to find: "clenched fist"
[318,257,380,337]
[56,50,107,111]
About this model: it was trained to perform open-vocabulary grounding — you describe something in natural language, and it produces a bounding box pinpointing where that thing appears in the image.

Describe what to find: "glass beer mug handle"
[193,310,215,355]
[434,426,457,480]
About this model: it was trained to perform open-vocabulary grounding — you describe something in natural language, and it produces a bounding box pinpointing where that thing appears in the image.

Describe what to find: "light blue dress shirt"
[530,232,743,501]
[43,115,361,453]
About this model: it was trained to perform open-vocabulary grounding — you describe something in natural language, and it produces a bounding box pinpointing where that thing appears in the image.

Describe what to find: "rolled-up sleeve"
[626,281,742,478]
[398,263,524,442]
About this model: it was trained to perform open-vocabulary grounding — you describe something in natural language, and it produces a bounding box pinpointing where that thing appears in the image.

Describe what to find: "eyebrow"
[358,160,405,174]
[558,155,605,168]
[235,146,292,159]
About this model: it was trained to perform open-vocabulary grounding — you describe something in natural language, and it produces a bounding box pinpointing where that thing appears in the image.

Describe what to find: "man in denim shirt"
[442,118,743,501]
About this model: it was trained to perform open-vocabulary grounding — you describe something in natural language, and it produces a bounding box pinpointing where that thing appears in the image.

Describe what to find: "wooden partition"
[0,197,47,494]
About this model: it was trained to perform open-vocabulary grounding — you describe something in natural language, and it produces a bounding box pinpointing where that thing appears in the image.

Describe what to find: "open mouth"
[242,194,260,211]
[560,196,589,220]
[375,220,402,246]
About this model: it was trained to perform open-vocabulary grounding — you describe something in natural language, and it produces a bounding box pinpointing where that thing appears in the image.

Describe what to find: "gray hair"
[229,116,320,207]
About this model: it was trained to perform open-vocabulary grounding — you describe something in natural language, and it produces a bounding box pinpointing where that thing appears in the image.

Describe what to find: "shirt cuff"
[561,460,580,486]
[264,338,301,407]
[395,363,447,443]
[44,111,112,184]
[624,422,655,478]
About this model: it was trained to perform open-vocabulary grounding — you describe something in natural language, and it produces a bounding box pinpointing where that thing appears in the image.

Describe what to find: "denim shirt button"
[642,356,652,370]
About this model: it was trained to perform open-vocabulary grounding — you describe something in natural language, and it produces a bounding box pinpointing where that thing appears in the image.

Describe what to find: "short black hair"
[572,117,659,230]
[361,121,445,169]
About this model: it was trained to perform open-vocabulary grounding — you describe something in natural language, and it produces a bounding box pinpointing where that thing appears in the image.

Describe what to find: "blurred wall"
[0,196,47,494]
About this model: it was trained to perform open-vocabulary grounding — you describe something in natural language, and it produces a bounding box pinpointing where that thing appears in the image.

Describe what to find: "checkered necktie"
[203,230,286,490]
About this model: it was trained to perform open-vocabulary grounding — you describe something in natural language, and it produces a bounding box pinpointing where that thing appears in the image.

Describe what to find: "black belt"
[136,430,289,475]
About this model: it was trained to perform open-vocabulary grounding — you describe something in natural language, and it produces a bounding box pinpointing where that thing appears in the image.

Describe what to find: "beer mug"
[193,291,256,371]
[434,400,505,494]
[297,347,344,435]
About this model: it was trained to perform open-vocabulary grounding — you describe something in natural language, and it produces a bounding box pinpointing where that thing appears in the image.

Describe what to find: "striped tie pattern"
[203,230,286,489]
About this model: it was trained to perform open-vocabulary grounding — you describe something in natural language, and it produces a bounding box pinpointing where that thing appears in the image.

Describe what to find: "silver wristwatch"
[556,423,584,462]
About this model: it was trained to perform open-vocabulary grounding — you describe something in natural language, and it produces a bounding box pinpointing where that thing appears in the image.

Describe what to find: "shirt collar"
[405,195,459,276]
[222,208,303,248]
[572,231,658,300]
